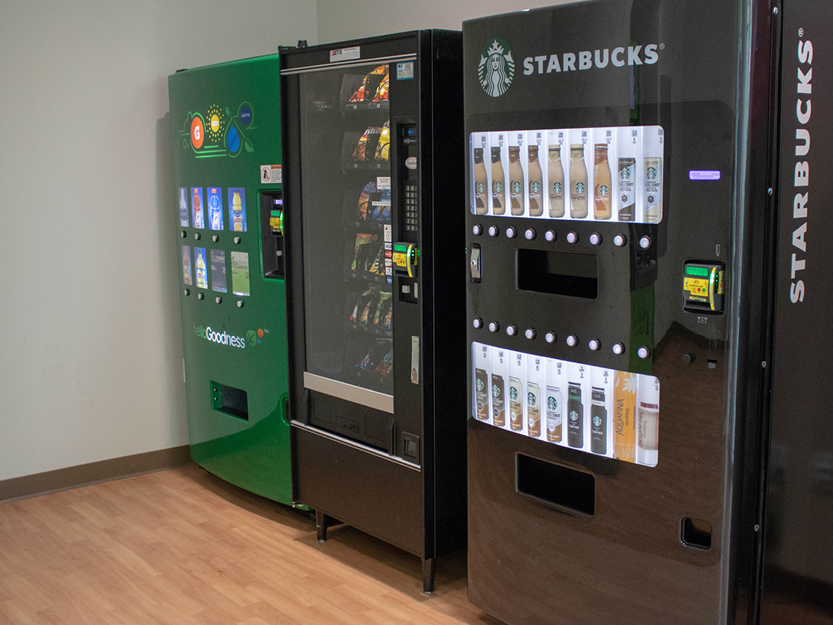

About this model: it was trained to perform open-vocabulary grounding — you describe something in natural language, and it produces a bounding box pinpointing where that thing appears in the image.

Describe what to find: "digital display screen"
[516,249,598,299]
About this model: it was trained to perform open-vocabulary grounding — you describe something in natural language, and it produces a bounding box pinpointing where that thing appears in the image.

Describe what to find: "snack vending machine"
[169,55,295,506]
[280,32,466,592]
[464,0,833,623]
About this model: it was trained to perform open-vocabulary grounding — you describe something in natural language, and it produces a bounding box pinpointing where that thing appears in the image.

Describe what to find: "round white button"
[472,224,483,236]
[566,232,578,244]
[525,328,536,340]
[184,288,190,296]
[545,332,556,344]
[612,343,625,355]
[472,318,483,329]
[488,225,500,237]
[506,325,517,336]
[236,300,244,308]
[506,227,517,239]
[639,235,652,250]
[545,230,556,242]
[197,293,204,300]
[215,296,222,304]
[589,233,602,246]
[489,322,500,333]
[566,334,578,347]
[638,346,651,359]
[524,228,536,240]
[613,234,627,247]
[588,339,600,351]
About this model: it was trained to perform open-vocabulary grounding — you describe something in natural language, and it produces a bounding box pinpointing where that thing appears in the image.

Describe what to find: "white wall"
[0,0,317,482]
[316,0,572,45]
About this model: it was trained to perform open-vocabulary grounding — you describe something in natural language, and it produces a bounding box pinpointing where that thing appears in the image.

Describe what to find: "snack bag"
[351,233,376,270]
[372,73,390,101]
[357,181,377,219]
[353,126,382,161]
[375,120,391,161]
[348,287,374,322]
[348,66,387,103]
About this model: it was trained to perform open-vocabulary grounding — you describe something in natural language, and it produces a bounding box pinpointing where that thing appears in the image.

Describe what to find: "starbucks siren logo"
[479,38,515,97]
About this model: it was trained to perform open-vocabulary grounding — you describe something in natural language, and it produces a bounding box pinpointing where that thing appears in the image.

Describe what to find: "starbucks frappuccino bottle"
[490,147,505,215]
[569,144,588,218]
[528,146,543,216]
[509,146,525,216]
[593,144,612,220]
[548,146,565,218]
[473,148,488,214]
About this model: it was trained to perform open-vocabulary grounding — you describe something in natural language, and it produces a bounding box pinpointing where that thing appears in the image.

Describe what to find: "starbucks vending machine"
[168,55,295,506]
[464,0,833,623]
[280,32,466,592]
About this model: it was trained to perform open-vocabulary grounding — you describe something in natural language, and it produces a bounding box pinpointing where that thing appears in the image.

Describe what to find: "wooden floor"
[0,465,500,625]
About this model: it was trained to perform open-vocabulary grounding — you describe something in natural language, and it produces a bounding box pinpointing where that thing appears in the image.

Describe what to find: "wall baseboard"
[0,446,193,503]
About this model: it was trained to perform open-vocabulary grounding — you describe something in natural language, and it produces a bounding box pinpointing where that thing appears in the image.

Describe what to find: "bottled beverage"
[528,146,543,216]
[473,148,488,214]
[491,347,506,427]
[618,157,636,222]
[193,188,203,229]
[179,188,188,226]
[637,375,660,467]
[474,343,490,421]
[644,157,663,223]
[527,356,544,437]
[569,145,588,218]
[546,385,562,442]
[195,249,208,289]
[567,374,584,449]
[232,192,243,231]
[590,386,608,455]
[508,147,524,216]
[547,146,565,218]
[490,147,505,215]
[209,189,221,230]
[509,351,525,431]
[182,246,192,285]
[593,144,612,220]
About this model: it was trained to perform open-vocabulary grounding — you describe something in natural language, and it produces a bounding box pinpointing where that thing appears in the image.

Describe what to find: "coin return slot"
[210,381,249,421]
[516,453,595,516]
[516,249,598,299]
[681,517,712,550]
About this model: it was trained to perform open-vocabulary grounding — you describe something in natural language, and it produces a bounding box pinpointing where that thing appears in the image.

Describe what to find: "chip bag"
[348,65,387,103]
[375,120,390,161]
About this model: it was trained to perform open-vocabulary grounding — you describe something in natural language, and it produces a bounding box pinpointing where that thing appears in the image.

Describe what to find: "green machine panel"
[168,55,294,506]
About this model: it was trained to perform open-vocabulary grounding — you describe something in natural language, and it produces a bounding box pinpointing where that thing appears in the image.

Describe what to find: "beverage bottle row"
[472,342,659,467]
[470,126,664,224]
[180,187,247,232]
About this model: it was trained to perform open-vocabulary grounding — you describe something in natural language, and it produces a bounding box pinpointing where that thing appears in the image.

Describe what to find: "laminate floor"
[0,465,500,625]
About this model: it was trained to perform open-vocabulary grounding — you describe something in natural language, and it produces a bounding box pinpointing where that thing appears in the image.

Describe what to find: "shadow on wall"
[156,113,188,440]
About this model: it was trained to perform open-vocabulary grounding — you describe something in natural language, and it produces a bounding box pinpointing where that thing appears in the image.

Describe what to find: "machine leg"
[315,510,329,543]
[422,557,436,594]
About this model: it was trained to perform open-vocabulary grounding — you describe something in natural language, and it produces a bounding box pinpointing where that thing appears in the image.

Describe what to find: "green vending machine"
[168,55,294,506]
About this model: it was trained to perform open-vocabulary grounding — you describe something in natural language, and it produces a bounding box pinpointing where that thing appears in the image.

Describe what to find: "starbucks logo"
[647,166,658,181]
[548,397,557,411]
[528,392,537,407]
[599,185,609,196]
[620,166,631,180]
[476,379,484,392]
[593,415,602,427]
[575,182,586,195]
[552,181,562,194]
[494,181,503,194]
[510,387,518,401]
[478,38,515,98]
[512,181,522,193]
[531,181,541,194]
[569,409,578,422]
[476,182,486,194]
[492,384,500,398]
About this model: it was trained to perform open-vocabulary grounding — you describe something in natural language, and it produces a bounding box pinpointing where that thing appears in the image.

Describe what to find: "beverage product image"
[545,384,562,443]
[195,247,208,289]
[508,146,525,215]
[232,192,244,231]
[509,351,525,431]
[644,127,663,223]
[182,245,192,285]
[569,144,588,218]
[567,380,584,448]
[618,156,636,221]
[527,144,543,216]
[547,145,565,217]
[637,375,660,467]
[473,148,488,214]
[179,188,189,227]
[613,371,637,462]
[526,356,544,437]
[474,343,490,421]
[192,187,204,229]
[593,144,612,220]
[490,146,505,214]
[208,188,222,230]
[590,383,608,456]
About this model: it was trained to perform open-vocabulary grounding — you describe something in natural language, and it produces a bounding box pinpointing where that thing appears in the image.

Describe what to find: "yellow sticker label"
[392,252,407,267]
[684,277,709,296]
